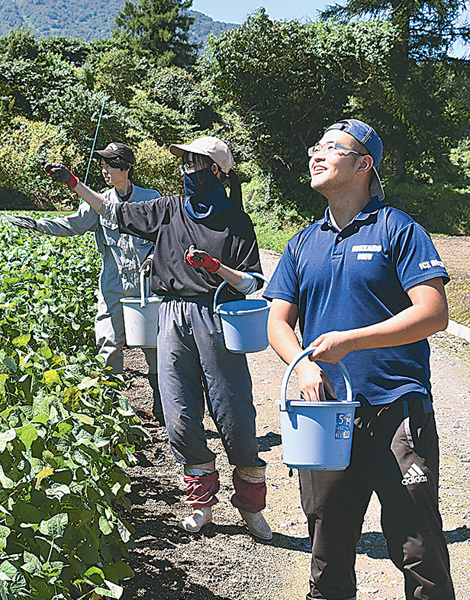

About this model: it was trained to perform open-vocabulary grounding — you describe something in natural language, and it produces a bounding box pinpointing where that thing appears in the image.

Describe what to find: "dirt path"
[120,245,470,600]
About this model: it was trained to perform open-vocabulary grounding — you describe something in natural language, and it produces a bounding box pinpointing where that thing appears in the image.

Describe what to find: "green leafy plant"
[0,218,149,599]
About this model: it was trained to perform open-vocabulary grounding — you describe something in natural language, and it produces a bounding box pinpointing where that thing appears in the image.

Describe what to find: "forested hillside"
[0,0,236,45]
[1,4,470,235]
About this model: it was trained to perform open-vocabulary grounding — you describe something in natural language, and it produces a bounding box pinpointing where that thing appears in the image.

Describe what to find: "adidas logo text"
[402,463,428,485]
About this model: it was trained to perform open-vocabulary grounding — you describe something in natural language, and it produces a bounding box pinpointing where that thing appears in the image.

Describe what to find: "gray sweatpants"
[157,296,265,469]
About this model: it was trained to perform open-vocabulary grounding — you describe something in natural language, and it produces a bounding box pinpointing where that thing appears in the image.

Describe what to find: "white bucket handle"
[280,347,353,412]
[213,272,269,313]
[139,270,151,308]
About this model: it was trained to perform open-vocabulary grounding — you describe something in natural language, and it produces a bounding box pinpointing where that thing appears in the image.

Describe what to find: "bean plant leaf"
[46,484,71,500]
[117,520,132,543]
[99,516,114,536]
[32,413,49,424]
[14,501,42,523]
[105,580,124,598]
[92,583,123,598]
[0,561,17,581]
[35,467,54,489]
[21,551,42,575]
[16,423,39,450]
[1,358,16,373]
[44,370,60,386]
[39,346,53,359]
[39,513,68,538]
[0,431,16,453]
[0,527,10,552]
[84,566,105,585]
[12,334,31,347]
[104,561,134,581]
[77,377,100,390]
[63,386,80,411]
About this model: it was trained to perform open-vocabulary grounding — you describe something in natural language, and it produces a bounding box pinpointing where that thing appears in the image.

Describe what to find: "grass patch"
[254,220,299,254]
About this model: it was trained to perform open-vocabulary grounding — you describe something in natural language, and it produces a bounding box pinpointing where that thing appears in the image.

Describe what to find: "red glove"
[184,245,221,273]
[44,162,79,189]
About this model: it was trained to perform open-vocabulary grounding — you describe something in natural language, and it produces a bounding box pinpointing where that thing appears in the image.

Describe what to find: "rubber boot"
[179,462,218,533]
[238,508,272,540]
[234,466,272,541]
[178,507,213,533]
[148,372,164,426]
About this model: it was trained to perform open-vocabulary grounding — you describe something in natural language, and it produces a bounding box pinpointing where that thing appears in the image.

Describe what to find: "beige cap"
[169,136,235,174]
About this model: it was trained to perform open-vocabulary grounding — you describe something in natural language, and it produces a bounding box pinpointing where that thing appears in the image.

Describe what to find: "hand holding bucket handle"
[139,269,151,308]
[213,272,269,313]
[280,347,353,412]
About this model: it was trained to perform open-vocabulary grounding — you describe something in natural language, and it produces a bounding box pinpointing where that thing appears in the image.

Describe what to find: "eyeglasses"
[179,162,197,175]
[308,142,366,157]
[179,161,214,175]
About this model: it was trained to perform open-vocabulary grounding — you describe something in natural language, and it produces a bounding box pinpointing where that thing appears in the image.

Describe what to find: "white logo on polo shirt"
[352,245,382,261]
[419,259,444,270]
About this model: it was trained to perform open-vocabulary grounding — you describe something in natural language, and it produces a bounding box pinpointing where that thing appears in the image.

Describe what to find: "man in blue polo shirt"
[265,119,454,600]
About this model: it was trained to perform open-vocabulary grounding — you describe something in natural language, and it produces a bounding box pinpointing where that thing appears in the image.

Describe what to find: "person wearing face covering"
[43,136,272,541]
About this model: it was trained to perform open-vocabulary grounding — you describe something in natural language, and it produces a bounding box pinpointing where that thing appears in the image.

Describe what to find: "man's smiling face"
[309,130,363,195]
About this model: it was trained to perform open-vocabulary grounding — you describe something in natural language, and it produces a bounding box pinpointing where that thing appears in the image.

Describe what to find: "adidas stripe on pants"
[299,398,455,600]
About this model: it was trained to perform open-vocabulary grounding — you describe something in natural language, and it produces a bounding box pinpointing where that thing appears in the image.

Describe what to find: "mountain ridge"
[0,0,237,46]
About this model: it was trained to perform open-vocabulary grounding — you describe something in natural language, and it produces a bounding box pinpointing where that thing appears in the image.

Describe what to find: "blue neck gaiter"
[184,168,234,221]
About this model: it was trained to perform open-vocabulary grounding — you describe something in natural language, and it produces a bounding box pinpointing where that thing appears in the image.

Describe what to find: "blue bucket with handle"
[277,348,360,470]
[213,273,270,354]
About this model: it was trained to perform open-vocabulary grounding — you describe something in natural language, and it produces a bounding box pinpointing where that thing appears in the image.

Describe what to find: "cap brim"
[169,143,199,158]
[93,149,119,160]
[370,167,384,201]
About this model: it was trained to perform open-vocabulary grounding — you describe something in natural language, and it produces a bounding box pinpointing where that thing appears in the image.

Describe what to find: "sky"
[191,0,330,25]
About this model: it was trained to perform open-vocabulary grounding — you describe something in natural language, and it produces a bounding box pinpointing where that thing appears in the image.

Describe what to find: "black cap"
[93,142,135,165]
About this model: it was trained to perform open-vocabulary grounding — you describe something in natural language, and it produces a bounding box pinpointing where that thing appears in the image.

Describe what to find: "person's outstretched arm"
[44,163,105,213]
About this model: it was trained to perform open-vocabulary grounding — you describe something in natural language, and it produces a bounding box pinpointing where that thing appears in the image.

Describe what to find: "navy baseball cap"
[325,118,384,200]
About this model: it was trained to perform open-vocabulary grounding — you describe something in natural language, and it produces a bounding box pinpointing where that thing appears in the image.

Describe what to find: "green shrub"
[242,167,307,252]
[449,138,470,175]
[0,117,86,210]
[133,138,184,196]
[384,180,470,234]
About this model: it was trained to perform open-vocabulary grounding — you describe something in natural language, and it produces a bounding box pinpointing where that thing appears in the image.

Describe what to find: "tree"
[112,0,198,67]
[204,9,396,218]
[322,0,470,180]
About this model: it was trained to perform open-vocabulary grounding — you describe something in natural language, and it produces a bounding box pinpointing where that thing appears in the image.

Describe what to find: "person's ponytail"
[229,170,243,211]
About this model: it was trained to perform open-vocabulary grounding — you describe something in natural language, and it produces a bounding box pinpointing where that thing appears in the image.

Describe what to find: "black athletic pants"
[299,399,455,600]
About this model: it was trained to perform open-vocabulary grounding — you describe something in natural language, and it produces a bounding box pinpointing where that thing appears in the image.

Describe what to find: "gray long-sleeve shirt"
[36,185,160,296]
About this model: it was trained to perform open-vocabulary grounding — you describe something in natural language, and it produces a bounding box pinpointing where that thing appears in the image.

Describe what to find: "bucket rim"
[120,296,163,304]
[276,399,361,408]
[216,299,271,316]
[213,272,270,313]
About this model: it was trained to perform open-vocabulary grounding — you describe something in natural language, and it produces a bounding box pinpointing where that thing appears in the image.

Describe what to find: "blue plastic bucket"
[120,271,162,348]
[213,273,270,354]
[277,348,360,470]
